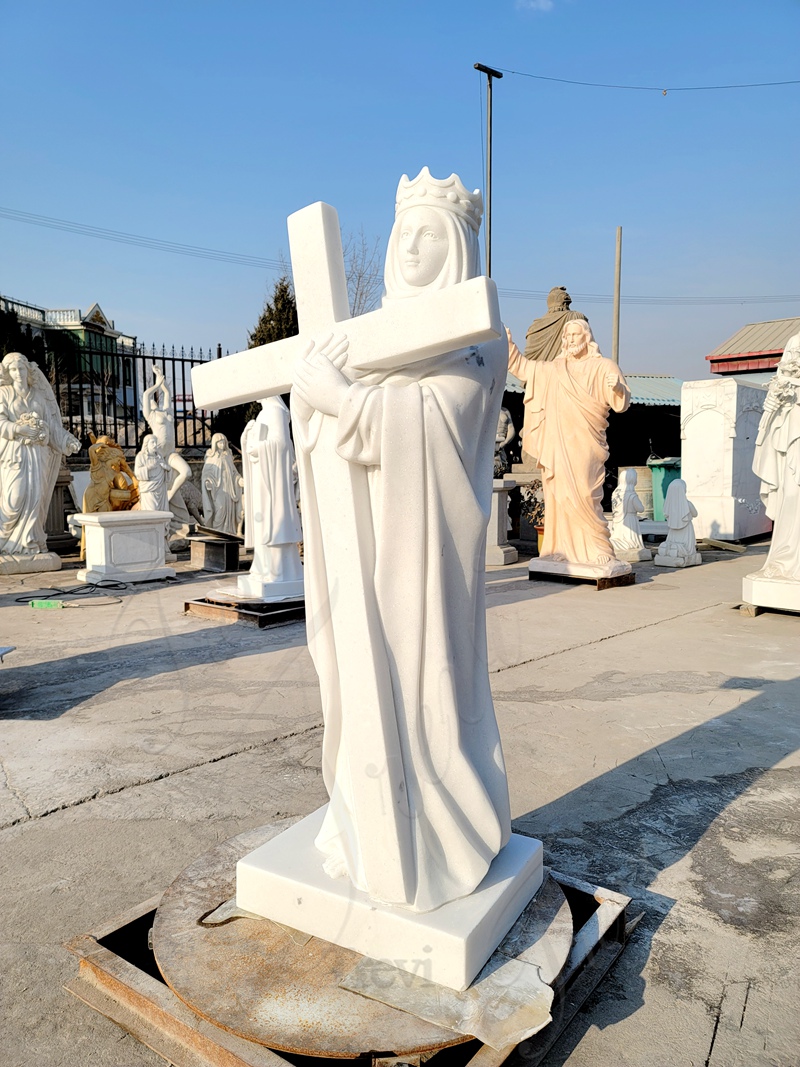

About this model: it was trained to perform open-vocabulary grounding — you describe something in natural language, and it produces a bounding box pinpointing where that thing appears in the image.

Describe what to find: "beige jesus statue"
[508,319,632,579]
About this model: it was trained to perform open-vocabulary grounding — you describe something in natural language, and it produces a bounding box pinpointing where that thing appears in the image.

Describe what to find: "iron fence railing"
[47,338,222,454]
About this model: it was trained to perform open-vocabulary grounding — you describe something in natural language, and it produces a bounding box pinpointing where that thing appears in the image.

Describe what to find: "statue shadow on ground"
[506,672,800,1064]
[0,622,307,721]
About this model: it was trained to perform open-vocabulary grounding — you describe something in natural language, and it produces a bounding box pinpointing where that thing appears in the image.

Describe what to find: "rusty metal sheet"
[151,824,469,1059]
[340,875,572,1051]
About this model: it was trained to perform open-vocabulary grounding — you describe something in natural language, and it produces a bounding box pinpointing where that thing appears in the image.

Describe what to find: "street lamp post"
[474,63,503,278]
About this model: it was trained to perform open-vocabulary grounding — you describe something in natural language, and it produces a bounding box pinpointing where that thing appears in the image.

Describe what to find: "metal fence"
[47,337,221,453]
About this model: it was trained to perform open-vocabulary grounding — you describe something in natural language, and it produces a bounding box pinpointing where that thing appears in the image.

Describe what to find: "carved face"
[6,356,29,392]
[564,322,589,359]
[397,207,450,287]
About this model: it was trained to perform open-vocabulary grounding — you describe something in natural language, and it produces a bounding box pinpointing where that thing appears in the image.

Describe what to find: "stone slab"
[742,573,800,615]
[77,565,176,584]
[237,574,304,600]
[236,805,544,991]
[0,551,62,575]
[528,557,632,581]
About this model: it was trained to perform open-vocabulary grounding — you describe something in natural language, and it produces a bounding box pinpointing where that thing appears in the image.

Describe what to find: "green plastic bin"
[647,457,681,522]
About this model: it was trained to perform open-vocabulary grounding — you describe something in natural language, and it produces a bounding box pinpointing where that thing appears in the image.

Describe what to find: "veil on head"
[383,168,483,302]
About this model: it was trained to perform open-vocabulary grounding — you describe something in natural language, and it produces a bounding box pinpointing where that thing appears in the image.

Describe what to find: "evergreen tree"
[211,275,299,444]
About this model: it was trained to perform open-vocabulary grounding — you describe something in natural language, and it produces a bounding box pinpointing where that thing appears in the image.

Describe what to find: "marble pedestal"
[742,571,800,614]
[69,511,176,583]
[486,477,518,566]
[237,573,304,600]
[236,806,544,991]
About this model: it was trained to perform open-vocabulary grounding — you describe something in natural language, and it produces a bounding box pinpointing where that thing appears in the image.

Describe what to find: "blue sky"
[2,0,798,380]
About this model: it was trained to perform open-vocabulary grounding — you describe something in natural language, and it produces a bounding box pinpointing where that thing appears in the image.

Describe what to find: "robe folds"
[753,397,800,580]
[0,385,72,556]
[291,338,511,913]
[508,342,630,565]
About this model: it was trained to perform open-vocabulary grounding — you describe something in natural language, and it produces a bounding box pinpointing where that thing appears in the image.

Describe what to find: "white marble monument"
[0,352,81,574]
[654,479,702,568]
[193,169,543,990]
[239,398,303,599]
[134,434,176,561]
[681,377,771,541]
[609,468,651,562]
[201,432,242,535]
[743,331,800,613]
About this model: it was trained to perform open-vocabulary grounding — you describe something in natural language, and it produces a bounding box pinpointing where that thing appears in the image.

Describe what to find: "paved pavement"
[1,542,798,1067]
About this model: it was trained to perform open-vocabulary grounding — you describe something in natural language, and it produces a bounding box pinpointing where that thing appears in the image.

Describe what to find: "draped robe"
[291,337,511,913]
[753,392,800,580]
[508,342,630,564]
[0,384,74,556]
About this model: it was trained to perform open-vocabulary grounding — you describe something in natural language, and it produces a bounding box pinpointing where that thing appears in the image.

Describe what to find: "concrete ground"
[1,542,798,1067]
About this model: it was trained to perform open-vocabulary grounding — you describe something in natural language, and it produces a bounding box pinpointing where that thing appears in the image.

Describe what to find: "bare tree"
[342,229,384,316]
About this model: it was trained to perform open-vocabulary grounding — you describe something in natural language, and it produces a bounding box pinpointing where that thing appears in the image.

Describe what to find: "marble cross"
[191,201,501,410]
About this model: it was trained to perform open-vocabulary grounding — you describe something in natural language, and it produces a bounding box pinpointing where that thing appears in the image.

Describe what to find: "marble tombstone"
[193,168,544,991]
[681,377,771,541]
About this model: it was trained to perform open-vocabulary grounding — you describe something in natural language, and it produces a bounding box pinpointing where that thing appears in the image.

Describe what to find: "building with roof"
[706,317,800,377]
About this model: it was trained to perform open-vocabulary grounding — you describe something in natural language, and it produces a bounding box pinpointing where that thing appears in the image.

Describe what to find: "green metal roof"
[505,371,682,406]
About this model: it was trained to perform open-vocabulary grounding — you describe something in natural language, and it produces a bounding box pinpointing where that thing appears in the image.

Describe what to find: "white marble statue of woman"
[0,352,80,569]
[290,169,511,912]
[141,364,192,539]
[201,432,242,535]
[134,434,171,512]
[609,468,651,562]
[750,331,800,582]
[654,478,701,568]
[239,397,303,598]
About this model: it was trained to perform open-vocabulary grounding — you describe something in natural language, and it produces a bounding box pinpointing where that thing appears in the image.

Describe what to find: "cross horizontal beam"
[191,276,502,411]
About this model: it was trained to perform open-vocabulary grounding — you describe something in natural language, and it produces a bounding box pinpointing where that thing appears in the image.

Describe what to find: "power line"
[4,204,797,308]
[498,288,800,307]
[491,66,800,94]
[0,206,284,270]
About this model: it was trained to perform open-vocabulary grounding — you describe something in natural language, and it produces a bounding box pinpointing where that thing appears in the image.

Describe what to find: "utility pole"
[612,226,622,365]
[474,63,503,277]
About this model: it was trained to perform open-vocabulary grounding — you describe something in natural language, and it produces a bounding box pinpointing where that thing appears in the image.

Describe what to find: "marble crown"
[395,167,483,232]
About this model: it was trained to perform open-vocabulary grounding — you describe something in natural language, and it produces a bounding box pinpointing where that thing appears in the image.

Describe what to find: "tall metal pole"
[612,225,622,365]
[474,63,503,277]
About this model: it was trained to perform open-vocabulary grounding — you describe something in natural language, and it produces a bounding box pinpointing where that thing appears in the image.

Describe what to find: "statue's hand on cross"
[293,334,350,419]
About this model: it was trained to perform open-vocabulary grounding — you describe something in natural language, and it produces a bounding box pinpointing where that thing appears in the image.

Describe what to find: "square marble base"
[612,546,652,563]
[237,573,304,600]
[742,572,800,614]
[654,552,701,569]
[486,544,518,566]
[528,557,632,580]
[236,806,544,991]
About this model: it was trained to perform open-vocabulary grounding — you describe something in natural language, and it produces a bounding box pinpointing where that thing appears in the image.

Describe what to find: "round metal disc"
[152,824,572,1059]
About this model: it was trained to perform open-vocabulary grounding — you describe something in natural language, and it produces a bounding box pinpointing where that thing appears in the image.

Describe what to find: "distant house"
[706,316,800,381]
